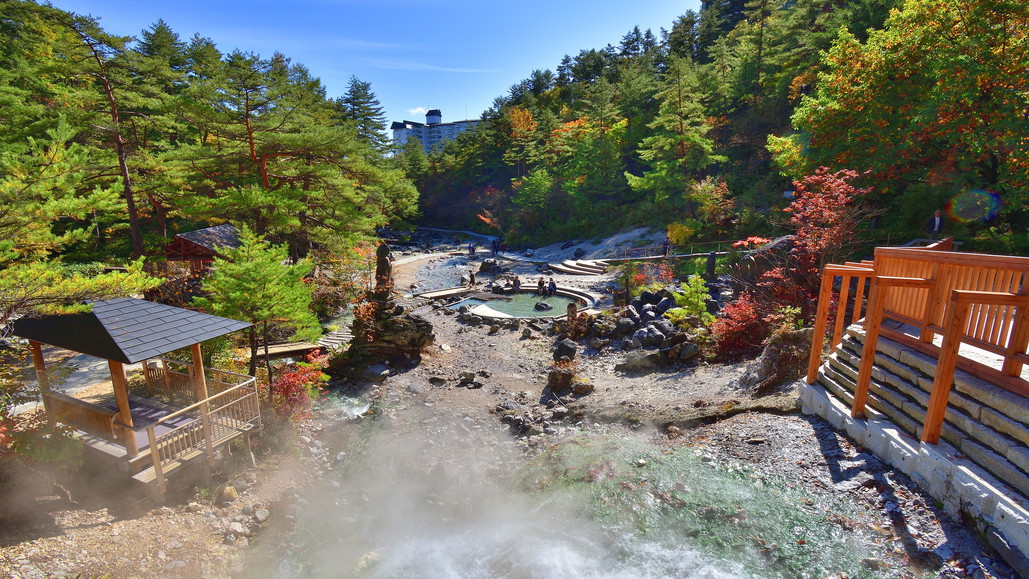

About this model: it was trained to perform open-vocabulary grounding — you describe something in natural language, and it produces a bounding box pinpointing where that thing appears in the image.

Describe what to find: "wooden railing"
[618,240,734,259]
[143,358,252,402]
[143,377,260,496]
[807,240,1029,444]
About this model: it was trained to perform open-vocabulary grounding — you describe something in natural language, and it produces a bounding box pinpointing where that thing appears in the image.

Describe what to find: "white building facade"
[390,109,479,154]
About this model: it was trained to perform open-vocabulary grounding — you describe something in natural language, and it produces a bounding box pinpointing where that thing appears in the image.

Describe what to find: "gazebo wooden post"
[191,343,216,474]
[28,340,53,421]
[108,360,139,458]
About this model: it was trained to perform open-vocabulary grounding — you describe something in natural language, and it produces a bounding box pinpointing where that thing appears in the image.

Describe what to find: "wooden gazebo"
[165,224,240,273]
[12,297,260,500]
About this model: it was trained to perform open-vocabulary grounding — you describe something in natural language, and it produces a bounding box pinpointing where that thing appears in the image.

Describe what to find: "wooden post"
[1001,295,1029,378]
[919,262,943,345]
[109,360,139,458]
[146,425,167,502]
[191,343,216,469]
[831,274,852,350]
[922,293,971,444]
[852,279,885,418]
[806,268,836,384]
[853,276,931,418]
[28,340,53,419]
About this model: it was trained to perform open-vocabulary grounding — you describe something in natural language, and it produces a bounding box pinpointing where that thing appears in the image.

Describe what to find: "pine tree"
[193,226,320,381]
[334,76,389,152]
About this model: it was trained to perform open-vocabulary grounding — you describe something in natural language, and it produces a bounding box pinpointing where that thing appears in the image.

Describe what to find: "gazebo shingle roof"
[11,298,252,364]
[176,224,240,252]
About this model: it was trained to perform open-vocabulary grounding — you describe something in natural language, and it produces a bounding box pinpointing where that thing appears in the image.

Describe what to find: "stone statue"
[373,241,393,300]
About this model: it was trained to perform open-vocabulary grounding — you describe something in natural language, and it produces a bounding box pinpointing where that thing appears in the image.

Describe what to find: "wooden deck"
[808,238,1029,444]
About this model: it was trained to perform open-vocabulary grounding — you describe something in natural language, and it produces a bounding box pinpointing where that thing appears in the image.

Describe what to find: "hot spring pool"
[449,291,584,318]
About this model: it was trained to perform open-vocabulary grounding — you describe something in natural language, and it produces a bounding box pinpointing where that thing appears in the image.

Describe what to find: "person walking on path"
[662,237,670,257]
[925,209,945,240]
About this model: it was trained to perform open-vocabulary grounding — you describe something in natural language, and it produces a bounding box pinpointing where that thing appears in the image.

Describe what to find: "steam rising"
[258,403,745,578]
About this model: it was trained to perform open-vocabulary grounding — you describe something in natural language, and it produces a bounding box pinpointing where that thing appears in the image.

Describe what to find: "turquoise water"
[451,292,582,318]
[250,400,895,579]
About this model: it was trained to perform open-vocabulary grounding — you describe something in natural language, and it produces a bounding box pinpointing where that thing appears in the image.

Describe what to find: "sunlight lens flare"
[947,189,1001,223]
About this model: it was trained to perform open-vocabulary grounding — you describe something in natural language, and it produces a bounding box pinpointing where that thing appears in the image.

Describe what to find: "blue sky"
[49,0,700,126]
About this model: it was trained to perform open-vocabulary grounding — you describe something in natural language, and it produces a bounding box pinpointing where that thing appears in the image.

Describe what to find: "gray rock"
[633,326,665,348]
[615,317,637,335]
[363,364,390,383]
[226,521,249,537]
[639,290,661,306]
[522,328,532,339]
[647,318,676,337]
[553,338,578,362]
[655,297,675,314]
[534,302,553,311]
[615,351,665,372]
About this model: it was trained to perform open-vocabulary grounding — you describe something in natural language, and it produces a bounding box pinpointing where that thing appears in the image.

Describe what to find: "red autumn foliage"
[269,351,328,421]
[785,167,874,268]
[710,292,767,361]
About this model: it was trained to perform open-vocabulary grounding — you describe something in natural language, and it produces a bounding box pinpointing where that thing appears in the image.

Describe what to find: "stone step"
[816,330,1029,498]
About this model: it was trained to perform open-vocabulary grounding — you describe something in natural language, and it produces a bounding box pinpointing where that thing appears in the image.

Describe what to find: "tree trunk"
[248,328,258,377]
[70,24,146,258]
[263,322,274,398]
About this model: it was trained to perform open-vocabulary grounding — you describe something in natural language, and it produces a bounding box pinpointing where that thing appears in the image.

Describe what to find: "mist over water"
[253,401,749,579]
[251,396,879,579]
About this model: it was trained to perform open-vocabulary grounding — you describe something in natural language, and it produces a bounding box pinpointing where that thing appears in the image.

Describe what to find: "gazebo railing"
[143,357,253,402]
[143,378,260,496]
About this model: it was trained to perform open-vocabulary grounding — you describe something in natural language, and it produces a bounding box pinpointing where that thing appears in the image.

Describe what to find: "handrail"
[809,241,1029,446]
[143,378,260,497]
[148,377,258,428]
[922,290,1027,443]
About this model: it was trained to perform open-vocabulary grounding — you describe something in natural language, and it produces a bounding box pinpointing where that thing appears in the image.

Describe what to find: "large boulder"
[615,317,638,335]
[547,366,574,395]
[553,338,579,362]
[655,297,676,315]
[632,326,666,348]
[740,326,813,394]
[638,290,662,307]
[647,318,676,337]
[615,351,665,373]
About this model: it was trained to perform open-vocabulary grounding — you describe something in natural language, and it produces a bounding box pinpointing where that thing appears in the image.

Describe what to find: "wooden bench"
[44,391,118,441]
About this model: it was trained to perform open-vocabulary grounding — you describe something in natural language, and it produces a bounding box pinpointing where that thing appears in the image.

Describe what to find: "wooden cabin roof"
[11,298,252,364]
[166,224,240,262]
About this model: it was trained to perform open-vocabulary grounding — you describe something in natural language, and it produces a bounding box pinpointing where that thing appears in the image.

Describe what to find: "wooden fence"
[143,358,252,403]
[807,239,1029,443]
[143,378,261,496]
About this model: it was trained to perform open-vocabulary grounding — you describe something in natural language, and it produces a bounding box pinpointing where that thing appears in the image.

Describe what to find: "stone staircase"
[804,325,1029,570]
[548,259,609,275]
[816,326,1029,499]
[317,327,353,351]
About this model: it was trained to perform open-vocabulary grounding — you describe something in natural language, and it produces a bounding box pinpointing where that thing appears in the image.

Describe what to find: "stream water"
[247,394,893,579]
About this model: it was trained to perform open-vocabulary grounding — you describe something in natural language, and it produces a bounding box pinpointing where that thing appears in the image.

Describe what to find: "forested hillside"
[0,0,416,322]
[405,0,1027,253]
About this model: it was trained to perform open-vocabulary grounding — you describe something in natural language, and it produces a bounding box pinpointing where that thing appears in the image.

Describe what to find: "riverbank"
[0,232,1017,578]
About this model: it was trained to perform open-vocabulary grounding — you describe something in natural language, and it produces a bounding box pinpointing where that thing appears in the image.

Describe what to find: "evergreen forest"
[1,0,1027,325]
[405,0,1027,254]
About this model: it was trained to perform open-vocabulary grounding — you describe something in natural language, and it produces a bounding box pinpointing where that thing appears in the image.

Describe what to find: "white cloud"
[408,106,427,116]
